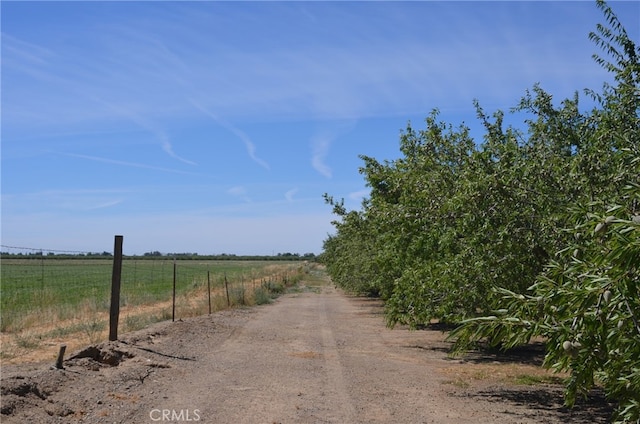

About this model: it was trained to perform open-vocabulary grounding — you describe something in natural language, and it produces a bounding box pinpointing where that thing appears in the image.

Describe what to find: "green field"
[1,258,305,333]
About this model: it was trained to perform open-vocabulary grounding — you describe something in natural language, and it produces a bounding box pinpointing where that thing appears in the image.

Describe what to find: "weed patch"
[252,288,272,305]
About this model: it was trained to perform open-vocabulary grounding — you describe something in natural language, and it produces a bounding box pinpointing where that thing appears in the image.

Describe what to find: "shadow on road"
[462,387,614,424]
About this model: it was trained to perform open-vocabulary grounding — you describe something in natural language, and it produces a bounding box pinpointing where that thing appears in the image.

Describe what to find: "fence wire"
[0,246,308,343]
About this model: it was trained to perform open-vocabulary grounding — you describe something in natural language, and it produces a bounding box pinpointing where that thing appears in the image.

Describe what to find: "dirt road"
[1,275,610,423]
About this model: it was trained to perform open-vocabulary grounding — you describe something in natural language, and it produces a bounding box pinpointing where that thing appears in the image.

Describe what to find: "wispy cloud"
[160,137,196,166]
[243,139,270,171]
[4,3,616,138]
[3,33,56,67]
[227,185,251,203]
[96,99,197,166]
[61,152,204,176]
[285,188,298,202]
[311,136,332,179]
[2,188,127,214]
[189,100,270,170]
[310,120,357,179]
[86,199,124,210]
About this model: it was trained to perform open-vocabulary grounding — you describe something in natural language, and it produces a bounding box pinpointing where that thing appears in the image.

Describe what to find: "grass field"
[0,258,311,362]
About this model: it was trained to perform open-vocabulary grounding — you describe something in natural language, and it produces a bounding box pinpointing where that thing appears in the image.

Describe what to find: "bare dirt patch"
[1,276,613,423]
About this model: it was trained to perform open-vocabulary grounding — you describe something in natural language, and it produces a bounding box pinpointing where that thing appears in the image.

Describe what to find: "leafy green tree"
[322,195,383,296]
[323,0,638,421]
[322,2,637,419]
[450,2,640,421]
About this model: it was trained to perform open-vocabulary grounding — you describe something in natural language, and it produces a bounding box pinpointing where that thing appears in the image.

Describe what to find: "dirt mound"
[0,338,167,422]
[1,368,70,418]
[68,341,136,367]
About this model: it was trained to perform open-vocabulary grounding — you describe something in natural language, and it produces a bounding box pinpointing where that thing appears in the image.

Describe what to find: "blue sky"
[2,1,638,256]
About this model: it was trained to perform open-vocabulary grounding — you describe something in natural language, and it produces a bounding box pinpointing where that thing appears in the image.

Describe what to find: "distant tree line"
[137,252,317,261]
[1,251,317,261]
[0,251,113,259]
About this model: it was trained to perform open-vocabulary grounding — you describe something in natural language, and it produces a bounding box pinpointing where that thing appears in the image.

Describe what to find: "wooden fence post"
[55,344,67,369]
[172,258,176,322]
[109,235,123,341]
[224,272,230,306]
[207,270,212,315]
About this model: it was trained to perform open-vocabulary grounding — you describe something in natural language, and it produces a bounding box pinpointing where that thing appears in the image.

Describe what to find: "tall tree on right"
[451,1,640,421]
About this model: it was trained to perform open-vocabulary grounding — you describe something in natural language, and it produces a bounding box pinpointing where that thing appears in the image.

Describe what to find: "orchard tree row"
[321,2,638,422]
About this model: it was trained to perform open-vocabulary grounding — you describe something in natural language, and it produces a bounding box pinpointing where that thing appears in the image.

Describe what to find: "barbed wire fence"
[1,241,308,354]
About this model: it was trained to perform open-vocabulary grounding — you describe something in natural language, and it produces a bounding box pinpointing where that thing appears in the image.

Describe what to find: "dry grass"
[440,360,567,389]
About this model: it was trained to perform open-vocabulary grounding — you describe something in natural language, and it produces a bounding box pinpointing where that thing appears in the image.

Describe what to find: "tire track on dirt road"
[144,284,361,423]
[317,290,357,422]
[120,282,532,423]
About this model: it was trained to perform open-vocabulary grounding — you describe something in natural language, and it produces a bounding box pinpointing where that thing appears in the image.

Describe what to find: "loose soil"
[1,274,613,423]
